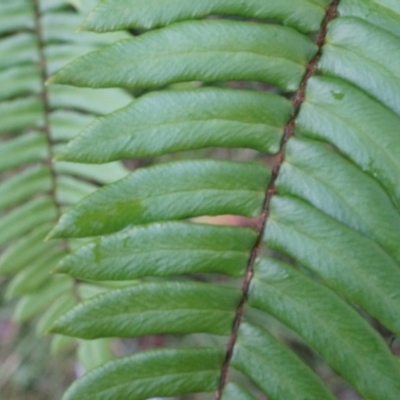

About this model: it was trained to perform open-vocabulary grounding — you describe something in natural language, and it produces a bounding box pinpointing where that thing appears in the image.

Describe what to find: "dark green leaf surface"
[320,17,400,116]
[265,196,400,336]
[57,88,291,162]
[62,348,224,400]
[50,20,317,92]
[51,282,241,338]
[276,137,400,262]
[250,257,400,400]
[57,222,256,280]
[297,76,400,206]
[49,160,269,238]
[82,0,329,33]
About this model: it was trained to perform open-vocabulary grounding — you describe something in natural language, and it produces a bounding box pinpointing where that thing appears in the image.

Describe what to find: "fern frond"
[6,0,400,399]
[0,0,131,361]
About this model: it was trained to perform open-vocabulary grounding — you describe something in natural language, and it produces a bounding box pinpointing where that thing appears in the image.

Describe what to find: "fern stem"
[32,0,81,301]
[32,0,63,217]
[215,1,340,398]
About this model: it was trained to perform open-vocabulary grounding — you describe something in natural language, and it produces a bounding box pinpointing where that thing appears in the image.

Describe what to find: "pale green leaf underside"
[0,98,44,135]
[14,277,72,322]
[0,166,51,212]
[0,0,135,378]
[0,0,34,35]
[77,338,113,372]
[0,198,56,247]
[0,224,53,275]
[49,20,317,92]
[6,250,64,298]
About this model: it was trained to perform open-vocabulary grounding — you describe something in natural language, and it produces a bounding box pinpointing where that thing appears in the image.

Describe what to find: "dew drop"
[331,90,345,100]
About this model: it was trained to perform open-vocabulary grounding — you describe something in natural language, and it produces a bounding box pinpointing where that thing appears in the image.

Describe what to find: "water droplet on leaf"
[331,90,345,100]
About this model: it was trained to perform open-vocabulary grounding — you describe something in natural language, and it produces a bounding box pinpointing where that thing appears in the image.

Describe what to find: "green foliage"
[0,0,131,364]
[1,0,400,399]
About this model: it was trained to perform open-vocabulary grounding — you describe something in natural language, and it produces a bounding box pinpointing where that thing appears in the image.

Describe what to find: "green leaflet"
[62,348,224,400]
[339,0,400,38]
[51,282,241,338]
[6,250,65,298]
[14,277,73,322]
[250,258,400,400]
[51,335,75,355]
[0,166,51,211]
[265,196,400,336]
[0,0,34,35]
[37,292,76,335]
[55,161,128,184]
[49,20,317,92]
[277,136,400,263]
[49,160,270,238]
[82,0,329,33]
[0,198,56,247]
[0,224,54,275]
[232,323,336,400]
[320,16,400,116]
[56,222,256,280]
[56,176,97,205]
[48,86,132,115]
[0,99,44,135]
[57,88,291,162]
[0,133,48,173]
[221,383,258,400]
[77,339,113,372]
[296,76,400,207]
[0,33,38,70]
[49,110,94,142]
[0,65,41,101]
[0,0,133,379]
